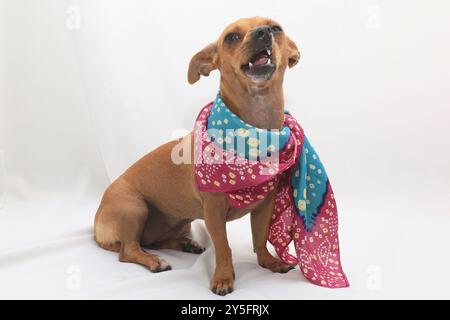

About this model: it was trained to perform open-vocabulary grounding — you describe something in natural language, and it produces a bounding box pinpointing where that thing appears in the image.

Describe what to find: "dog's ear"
[188,43,218,84]
[286,37,300,68]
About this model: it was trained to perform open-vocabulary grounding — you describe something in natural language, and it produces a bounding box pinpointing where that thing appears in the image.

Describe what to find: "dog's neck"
[219,79,285,130]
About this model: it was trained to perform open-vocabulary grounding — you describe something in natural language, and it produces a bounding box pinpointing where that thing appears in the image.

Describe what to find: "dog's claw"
[211,275,234,296]
[280,265,295,273]
[149,259,172,273]
[181,240,206,254]
[211,286,233,296]
[212,286,233,296]
[259,256,295,274]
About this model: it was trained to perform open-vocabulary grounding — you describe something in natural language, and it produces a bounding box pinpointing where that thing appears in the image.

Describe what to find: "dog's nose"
[252,25,272,42]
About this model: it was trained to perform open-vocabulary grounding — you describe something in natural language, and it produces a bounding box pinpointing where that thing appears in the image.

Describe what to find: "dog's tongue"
[251,52,269,66]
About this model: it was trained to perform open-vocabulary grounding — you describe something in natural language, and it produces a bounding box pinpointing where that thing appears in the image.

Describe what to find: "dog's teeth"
[268,49,271,56]
[249,62,253,67]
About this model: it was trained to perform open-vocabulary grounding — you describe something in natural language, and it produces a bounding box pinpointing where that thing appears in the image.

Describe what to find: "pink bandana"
[193,99,349,288]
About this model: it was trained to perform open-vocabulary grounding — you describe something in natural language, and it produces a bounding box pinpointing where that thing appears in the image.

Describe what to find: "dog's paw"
[258,255,295,274]
[181,239,206,254]
[211,276,234,296]
[148,258,172,273]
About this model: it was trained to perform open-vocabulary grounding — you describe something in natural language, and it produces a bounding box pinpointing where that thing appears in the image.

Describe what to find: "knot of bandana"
[193,94,349,288]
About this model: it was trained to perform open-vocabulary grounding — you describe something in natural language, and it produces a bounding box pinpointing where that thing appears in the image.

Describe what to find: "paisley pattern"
[193,94,349,288]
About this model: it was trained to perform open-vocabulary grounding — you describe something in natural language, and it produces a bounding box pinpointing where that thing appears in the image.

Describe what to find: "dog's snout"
[252,25,272,42]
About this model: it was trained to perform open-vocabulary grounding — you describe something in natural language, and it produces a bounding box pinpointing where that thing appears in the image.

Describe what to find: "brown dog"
[94,16,300,296]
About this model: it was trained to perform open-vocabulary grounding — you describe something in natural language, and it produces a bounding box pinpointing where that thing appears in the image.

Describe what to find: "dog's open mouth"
[241,47,276,82]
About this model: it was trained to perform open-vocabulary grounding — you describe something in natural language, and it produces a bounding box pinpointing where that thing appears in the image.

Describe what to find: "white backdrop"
[1,0,450,299]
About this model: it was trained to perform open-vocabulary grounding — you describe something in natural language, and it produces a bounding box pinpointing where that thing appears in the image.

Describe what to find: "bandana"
[193,94,349,288]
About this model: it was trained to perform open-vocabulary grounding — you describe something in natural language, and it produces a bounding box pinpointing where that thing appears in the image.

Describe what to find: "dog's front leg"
[251,191,295,274]
[202,193,234,296]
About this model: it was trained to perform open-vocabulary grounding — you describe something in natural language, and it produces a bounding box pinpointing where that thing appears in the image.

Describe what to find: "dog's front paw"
[258,254,295,274]
[211,272,234,296]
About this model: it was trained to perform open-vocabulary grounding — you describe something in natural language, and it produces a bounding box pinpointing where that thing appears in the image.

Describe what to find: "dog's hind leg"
[94,181,171,272]
[143,220,206,254]
[119,242,171,272]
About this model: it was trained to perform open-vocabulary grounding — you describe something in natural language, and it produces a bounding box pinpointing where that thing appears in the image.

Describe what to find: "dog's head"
[188,17,300,87]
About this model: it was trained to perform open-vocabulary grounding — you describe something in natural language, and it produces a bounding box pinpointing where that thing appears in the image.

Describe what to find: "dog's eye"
[224,32,240,43]
[271,26,283,33]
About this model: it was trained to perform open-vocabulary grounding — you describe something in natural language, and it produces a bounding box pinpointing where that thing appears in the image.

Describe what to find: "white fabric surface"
[1,0,450,299]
